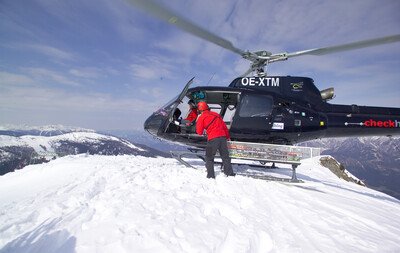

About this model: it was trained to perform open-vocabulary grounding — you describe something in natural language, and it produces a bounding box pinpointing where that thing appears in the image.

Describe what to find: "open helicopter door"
[144,77,194,137]
[162,77,195,133]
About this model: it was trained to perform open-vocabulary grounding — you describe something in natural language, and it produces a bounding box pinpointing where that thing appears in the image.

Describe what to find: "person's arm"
[185,109,197,123]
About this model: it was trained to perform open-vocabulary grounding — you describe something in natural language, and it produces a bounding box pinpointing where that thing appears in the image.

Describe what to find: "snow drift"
[0,155,399,252]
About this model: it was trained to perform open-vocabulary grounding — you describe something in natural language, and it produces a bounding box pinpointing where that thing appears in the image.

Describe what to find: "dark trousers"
[205,137,234,178]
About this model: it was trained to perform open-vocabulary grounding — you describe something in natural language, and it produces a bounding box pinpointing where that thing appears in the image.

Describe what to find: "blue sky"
[1,0,399,130]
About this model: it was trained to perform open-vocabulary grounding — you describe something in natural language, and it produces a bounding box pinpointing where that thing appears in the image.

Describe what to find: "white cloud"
[27,44,76,61]
[129,55,183,80]
[3,43,77,61]
[23,68,80,87]
[98,0,147,42]
[0,85,159,130]
[0,86,158,114]
[130,64,165,80]
[0,72,35,87]
[69,67,103,79]
[155,33,202,58]
[140,87,164,98]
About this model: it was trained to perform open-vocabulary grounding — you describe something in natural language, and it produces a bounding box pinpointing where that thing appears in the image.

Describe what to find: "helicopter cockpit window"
[159,95,179,111]
[208,104,221,114]
[238,94,273,117]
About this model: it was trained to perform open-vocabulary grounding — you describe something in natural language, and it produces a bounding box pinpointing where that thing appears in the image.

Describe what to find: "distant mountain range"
[300,137,400,199]
[0,124,95,137]
[0,126,167,176]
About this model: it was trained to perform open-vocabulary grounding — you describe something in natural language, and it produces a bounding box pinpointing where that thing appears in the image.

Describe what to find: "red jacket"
[185,108,198,123]
[196,110,230,141]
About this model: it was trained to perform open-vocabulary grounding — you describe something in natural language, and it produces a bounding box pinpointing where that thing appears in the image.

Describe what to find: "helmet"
[197,101,209,111]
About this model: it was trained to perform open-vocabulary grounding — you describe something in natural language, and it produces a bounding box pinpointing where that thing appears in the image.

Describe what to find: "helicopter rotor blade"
[284,34,400,58]
[241,67,254,77]
[127,0,246,56]
[127,0,400,77]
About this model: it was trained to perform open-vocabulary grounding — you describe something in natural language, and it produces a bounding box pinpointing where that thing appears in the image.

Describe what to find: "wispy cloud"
[0,72,35,87]
[139,87,164,99]
[129,55,181,80]
[27,44,76,61]
[0,86,157,114]
[130,64,167,80]
[69,67,103,79]
[101,0,146,42]
[23,68,80,87]
[3,43,76,61]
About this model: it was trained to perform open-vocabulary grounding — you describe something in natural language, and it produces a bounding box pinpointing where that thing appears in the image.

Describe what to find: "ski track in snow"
[0,155,399,253]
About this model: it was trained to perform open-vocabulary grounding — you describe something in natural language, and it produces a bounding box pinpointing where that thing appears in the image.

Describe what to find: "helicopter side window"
[222,105,236,129]
[208,104,221,113]
[238,94,273,118]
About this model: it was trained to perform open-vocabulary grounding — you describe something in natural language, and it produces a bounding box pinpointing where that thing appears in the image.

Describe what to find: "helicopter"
[131,0,400,148]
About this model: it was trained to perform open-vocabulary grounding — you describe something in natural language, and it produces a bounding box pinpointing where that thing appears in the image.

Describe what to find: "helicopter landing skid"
[170,150,302,183]
[235,172,301,183]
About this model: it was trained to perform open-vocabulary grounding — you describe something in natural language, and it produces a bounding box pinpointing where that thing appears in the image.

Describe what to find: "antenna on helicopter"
[206,73,216,86]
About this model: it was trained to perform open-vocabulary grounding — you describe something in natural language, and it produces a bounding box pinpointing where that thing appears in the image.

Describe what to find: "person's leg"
[205,139,218,178]
[219,137,235,176]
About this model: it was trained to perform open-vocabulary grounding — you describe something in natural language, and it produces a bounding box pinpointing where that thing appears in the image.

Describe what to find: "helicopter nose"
[143,113,165,137]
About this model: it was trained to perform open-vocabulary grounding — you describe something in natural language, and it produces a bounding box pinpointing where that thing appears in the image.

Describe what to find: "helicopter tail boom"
[324,104,400,138]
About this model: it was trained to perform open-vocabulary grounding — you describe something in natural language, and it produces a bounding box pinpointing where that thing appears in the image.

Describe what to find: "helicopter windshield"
[160,95,179,111]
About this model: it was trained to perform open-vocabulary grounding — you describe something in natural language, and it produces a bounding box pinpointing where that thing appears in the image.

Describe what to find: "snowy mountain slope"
[0,155,399,253]
[0,132,165,176]
[301,137,400,199]
[0,132,145,154]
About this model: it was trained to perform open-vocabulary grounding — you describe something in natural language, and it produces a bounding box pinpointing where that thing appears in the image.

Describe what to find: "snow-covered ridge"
[0,124,95,138]
[0,132,144,153]
[0,124,94,133]
[0,131,159,176]
[0,155,399,252]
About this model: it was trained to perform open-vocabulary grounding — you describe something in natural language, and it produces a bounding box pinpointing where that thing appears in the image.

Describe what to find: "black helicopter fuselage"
[144,76,400,147]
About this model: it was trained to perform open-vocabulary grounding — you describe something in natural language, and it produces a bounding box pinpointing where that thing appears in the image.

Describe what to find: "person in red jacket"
[196,101,235,178]
[184,100,198,125]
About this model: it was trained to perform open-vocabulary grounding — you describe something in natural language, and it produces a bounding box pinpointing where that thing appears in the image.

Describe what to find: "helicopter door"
[163,77,194,133]
[230,93,274,137]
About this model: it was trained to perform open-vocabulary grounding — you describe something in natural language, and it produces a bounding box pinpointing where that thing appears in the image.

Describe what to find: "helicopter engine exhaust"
[320,87,335,101]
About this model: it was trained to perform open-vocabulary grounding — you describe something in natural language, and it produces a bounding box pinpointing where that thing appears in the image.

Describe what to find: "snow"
[0,155,399,253]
